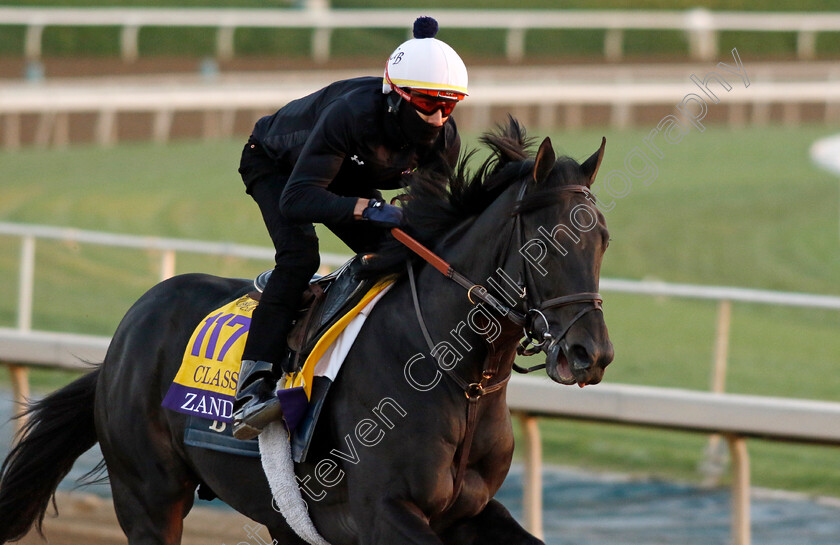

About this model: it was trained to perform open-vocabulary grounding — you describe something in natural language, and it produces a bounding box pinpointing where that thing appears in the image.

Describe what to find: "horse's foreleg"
[439,499,544,545]
[360,498,446,545]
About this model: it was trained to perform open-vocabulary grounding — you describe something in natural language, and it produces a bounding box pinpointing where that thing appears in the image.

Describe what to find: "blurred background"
[1,1,839,544]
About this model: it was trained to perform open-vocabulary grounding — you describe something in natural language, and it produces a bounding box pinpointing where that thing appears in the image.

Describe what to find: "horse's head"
[359,118,614,386]
[505,132,614,387]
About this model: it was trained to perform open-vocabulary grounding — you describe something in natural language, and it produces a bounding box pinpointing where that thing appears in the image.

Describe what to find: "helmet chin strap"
[386,92,402,115]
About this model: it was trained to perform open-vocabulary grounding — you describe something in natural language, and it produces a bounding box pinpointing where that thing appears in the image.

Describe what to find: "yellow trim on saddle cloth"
[172,294,258,397]
[283,280,394,399]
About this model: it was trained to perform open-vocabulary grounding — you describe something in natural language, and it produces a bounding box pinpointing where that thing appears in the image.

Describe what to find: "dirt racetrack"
[17,491,260,545]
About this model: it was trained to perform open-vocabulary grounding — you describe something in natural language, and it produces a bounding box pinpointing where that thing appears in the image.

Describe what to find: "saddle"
[255,255,375,373]
[254,255,376,463]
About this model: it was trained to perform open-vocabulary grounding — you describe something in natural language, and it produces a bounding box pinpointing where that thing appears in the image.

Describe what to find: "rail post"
[3,113,22,150]
[18,235,36,333]
[152,110,174,144]
[120,25,140,63]
[505,28,526,62]
[796,29,817,60]
[96,110,118,147]
[312,27,332,64]
[8,364,31,435]
[701,299,732,486]
[686,8,717,61]
[604,28,624,61]
[11,234,37,434]
[160,249,177,281]
[726,434,751,545]
[217,26,235,61]
[518,412,544,539]
[24,24,44,61]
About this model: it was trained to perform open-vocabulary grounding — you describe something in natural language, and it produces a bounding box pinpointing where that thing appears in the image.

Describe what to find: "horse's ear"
[580,137,606,186]
[533,137,556,184]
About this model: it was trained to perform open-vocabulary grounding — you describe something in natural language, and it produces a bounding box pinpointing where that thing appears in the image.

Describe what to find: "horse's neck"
[416,195,522,380]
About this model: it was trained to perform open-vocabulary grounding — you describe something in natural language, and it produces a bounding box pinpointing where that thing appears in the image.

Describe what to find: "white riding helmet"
[382,17,469,98]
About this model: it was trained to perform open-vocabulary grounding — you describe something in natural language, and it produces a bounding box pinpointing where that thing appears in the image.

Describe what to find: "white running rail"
[1,221,839,545]
[1,7,840,63]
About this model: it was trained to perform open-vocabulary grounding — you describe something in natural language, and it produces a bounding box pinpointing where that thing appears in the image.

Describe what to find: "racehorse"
[0,118,613,545]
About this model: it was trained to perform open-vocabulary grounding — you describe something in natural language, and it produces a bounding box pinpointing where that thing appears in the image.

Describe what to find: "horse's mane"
[358,116,581,280]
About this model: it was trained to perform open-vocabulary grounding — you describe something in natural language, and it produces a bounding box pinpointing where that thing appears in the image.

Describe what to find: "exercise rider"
[232,17,469,440]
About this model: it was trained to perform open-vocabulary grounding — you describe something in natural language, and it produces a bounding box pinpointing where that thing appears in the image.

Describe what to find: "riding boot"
[232,360,283,440]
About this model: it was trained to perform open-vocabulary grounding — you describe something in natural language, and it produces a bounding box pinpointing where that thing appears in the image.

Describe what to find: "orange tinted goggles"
[408,90,463,117]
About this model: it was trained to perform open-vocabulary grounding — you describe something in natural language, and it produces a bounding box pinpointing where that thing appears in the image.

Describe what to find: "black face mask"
[397,100,443,147]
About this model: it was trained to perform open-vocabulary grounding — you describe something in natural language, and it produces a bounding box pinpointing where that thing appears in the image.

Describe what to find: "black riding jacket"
[249,76,461,225]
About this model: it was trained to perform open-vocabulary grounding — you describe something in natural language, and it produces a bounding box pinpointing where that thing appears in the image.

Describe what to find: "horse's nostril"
[569,344,592,371]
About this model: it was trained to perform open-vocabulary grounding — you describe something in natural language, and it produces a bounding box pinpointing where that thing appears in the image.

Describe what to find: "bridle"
[392,178,605,507]
[506,180,603,371]
[393,179,604,374]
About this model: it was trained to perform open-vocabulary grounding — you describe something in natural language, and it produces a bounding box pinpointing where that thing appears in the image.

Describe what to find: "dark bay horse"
[0,119,613,545]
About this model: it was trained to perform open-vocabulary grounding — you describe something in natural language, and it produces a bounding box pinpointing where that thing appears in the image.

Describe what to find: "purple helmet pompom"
[413,17,439,39]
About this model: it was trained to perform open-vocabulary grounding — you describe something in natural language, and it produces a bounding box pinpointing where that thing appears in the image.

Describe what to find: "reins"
[390,180,604,367]
[391,228,526,326]
[389,179,605,507]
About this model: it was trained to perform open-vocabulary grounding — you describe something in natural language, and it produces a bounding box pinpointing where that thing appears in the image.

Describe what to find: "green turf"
[1,123,839,496]
[1,1,839,60]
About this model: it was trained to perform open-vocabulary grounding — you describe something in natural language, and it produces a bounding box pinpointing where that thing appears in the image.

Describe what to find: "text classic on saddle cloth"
[162,295,256,422]
[164,15,468,435]
[162,281,394,428]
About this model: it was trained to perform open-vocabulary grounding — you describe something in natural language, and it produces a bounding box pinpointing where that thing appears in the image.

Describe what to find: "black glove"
[361,198,403,228]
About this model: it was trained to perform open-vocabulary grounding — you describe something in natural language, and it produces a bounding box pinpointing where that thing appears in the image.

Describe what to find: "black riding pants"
[238,139,385,369]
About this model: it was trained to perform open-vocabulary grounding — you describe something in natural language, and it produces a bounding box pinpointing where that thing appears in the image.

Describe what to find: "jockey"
[232,16,468,440]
